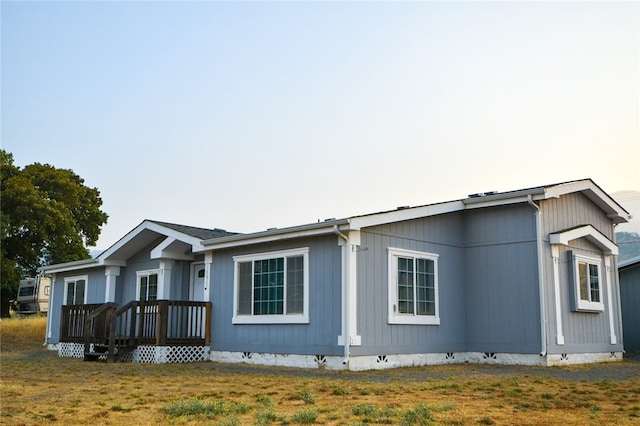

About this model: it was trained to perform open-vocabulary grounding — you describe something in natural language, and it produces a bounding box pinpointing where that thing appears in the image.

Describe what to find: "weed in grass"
[477,416,495,425]
[42,413,57,421]
[401,404,434,425]
[514,402,537,410]
[161,398,249,419]
[439,402,457,412]
[589,404,601,419]
[255,408,285,425]
[111,404,132,413]
[255,393,273,406]
[541,392,554,400]
[332,386,348,396]
[291,408,318,424]
[298,390,315,404]
[352,404,397,423]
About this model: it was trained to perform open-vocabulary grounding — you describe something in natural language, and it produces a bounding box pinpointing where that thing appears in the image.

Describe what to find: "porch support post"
[104,266,120,303]
[204,252,213,302]
[551,245,564,345]
[604,255,617,345]
[157,260,172,300]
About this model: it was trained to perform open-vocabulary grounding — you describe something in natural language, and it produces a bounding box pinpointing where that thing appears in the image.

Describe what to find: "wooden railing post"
[204,302,211,347]
[156,300,168,346]
[138,301,146,344]
[129,302,138,347]
[107,306,116,363]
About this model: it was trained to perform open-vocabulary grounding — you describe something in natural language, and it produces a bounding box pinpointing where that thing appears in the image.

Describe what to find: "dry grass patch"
[2,317,640,424]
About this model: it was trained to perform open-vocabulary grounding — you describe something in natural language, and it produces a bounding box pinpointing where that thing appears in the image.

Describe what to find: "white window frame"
[232,247,310,324]
[572,253,604,312]
[64,275,88,305]
[387,247,440,325]
[136,269,160,302]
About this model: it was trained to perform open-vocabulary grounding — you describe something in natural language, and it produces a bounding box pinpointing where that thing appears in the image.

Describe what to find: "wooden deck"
[60,300,211,362]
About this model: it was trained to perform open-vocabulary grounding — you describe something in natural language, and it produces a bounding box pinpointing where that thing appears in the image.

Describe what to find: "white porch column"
[157,260,172,300]
[204,252,213,302]
[104,266,120,303]
[551,245,564,345]
[605,255,618,345]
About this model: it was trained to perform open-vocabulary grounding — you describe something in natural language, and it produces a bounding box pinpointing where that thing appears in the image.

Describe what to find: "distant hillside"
[612,190,640,234]
[617,231,640,262]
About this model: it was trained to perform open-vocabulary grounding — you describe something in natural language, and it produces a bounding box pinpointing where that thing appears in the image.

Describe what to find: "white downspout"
[528,195,547,356]
[333,225,350,365]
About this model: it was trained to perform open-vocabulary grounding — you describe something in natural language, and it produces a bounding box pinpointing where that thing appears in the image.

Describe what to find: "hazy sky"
[2,1,639,249]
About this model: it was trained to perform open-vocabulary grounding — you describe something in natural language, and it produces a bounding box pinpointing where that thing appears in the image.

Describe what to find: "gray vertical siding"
[209,235,343,356]
[620,264,640,352]
[540,194,623,354]
[541,193,613,239]
[48,268,107,343]
[352,212,467,356]
[353,204,542,356]
[463,204,541,354]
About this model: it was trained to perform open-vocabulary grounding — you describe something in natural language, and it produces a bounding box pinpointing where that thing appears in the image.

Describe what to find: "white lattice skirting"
[57,343,208,364]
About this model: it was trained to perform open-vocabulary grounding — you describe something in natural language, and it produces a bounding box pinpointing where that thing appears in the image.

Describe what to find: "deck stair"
[83,302,138,363]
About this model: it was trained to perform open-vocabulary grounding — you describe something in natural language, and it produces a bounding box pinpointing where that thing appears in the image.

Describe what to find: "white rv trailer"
[16,276,50,315]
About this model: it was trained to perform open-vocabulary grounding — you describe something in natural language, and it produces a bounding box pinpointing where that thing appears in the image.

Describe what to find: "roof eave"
[197,219,350,251]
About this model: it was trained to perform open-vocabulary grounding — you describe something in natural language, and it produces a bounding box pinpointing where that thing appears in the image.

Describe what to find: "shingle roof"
[148,220,238,240]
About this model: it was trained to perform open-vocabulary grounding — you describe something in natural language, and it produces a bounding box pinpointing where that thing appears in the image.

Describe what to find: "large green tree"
[1,150,108,316]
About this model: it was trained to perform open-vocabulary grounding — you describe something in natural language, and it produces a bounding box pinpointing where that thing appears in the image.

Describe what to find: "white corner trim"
[551,246,564,345]
[605,255,617,345]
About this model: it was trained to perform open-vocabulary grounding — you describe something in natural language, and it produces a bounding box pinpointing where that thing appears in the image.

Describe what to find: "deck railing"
[60,300,211,347]
[60,304,104,343]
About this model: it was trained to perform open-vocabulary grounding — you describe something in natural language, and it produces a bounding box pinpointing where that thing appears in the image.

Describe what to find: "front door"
[190,264,207,338]
[191,264,206,302]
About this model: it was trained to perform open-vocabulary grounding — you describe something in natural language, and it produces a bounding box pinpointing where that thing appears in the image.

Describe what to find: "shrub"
[291,409,318,424]
[401,404,434,425]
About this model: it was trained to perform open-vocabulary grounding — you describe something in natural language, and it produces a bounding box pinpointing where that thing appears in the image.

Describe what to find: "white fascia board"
[462,188,546,210]
[149,237,196,260]
[100,220,205,260]
[549,225,618,255]
[349,201,465,229]
[544,180,630,224]
[97,220,151,260]
[39,259,100,274]
[197,220,349,252]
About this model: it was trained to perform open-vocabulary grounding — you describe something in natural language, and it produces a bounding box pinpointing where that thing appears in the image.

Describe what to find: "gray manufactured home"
[42,179,630,369]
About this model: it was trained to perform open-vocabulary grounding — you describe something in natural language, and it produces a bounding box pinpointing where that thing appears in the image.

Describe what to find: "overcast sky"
[2,1,639,249]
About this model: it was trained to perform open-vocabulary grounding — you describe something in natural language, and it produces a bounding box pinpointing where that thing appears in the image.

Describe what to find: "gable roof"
[147,220,236,240]
[198,178,630,250]
[40,179,629,268]
[40,220,236,274]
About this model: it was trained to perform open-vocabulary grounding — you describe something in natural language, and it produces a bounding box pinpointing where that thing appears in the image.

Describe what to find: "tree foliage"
[1,150,108,316]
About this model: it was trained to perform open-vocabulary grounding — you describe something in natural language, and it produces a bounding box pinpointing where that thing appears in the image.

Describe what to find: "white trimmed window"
[64,276,88,305]
[572,253,604,312]
[233,248,309,324]
[388,248,440,325]
[136,270,159,302]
